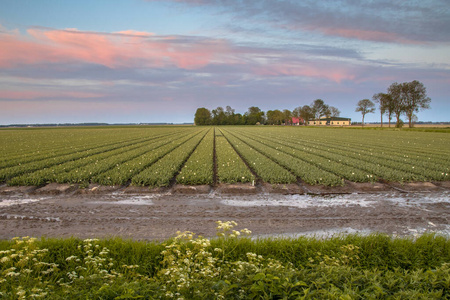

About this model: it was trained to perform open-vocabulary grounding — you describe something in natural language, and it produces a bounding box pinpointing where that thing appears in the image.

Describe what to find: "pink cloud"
[114,30,154,37]
[0,25,367,88]
[253,63,355,83]
[0,90,105,100]
[312,27,422,45]
[0,27,232,70]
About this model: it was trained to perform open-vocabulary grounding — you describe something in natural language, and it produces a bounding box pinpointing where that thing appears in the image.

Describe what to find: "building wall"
[309,119,351,126]
[330,120,351,126]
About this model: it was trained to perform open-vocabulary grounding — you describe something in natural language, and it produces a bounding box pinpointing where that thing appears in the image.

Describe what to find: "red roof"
[291,117,301,124]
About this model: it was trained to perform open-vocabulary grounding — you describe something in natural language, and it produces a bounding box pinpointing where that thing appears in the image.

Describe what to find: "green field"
[1,126,449,187]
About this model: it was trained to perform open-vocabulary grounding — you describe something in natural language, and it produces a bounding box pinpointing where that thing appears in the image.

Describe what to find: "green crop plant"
[256,128,445,181]
[8,134,175,186]
[224,128,346,186]
[234,127,444,183]
[215,132,255,184]
[94,131,201,186]
[131,129,208,187]
[176,128,214,185]
[221,129,297,184]
[2,130,185,184]
[1,126,448,186]
[0,128,176,169]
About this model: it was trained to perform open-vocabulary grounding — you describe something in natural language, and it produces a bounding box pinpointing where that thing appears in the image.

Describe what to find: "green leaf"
[253,273,266,281]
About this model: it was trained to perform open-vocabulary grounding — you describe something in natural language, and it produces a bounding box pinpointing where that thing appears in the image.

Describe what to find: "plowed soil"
[1,183,449,240]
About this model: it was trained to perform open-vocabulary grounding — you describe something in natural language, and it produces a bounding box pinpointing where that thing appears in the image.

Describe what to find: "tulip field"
[0,126,449,187]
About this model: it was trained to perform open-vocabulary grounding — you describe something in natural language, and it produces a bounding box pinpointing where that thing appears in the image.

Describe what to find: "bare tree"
[355,99,375,126]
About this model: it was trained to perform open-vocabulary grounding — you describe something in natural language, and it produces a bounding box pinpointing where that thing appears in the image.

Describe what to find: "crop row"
[215,131,255,184]
[1,127,203,184]
[1,126,448,187]
[286,128,449,163]
[220,129,296,184]
[176,129,214,185]
[3,132,176,184]
[0,128,184,169]
[236,128,445,181]
[222,129,344,186]
[0,128,141,161]
[266,128,450,169]
[93,132,202,186]
[131,129,208,187]
[230,128,418,182]
[7,131,190,186]
[58,130,205,185]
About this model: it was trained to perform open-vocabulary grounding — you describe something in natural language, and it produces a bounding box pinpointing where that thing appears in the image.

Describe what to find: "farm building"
[291,117,304,125]
[308,117,351,126]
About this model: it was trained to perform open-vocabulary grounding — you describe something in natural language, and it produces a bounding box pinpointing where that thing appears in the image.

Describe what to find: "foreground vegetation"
[0,126,449,187]
[1,222,449,299]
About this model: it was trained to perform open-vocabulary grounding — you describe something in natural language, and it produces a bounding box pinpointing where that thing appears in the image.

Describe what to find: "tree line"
[194,99,341,126]
[195,80,431,127]
[356,80,431,128]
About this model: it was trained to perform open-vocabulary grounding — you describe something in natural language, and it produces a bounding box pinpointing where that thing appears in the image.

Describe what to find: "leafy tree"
[402,80,431,128]
[245,106,264,125]
[194,108,211,125]
[311,99,329,119]
[384,95,396,127]
[224,106,235,125]
[386,80,431,128]
[292,107,301,118]
[266,110,284,125]
[266,110,275,125]
[299,105,314,125]
[373,93,386,127]
[225,106,235,116]
[233,113,245,125]
[355,99,375,126]
[372,92,395,127]
[387,82,404,128]
[247,106,262,116]
[282,109,292,125]
[211,107,226,125]
[329,106,341,117]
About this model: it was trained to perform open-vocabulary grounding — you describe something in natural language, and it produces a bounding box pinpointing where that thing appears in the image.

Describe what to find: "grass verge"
[1,223,449,299]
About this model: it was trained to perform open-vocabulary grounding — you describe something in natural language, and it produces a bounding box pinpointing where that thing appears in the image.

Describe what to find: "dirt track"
[1,183,449,240]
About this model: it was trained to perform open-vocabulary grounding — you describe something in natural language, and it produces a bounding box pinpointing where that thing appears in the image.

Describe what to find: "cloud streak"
[0,27,233,70]
[0,25,369,87]
[0,90,104,100]
[151,0,450,44]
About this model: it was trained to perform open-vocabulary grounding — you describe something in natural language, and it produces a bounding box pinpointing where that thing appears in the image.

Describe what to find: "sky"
[1,0,449,125]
